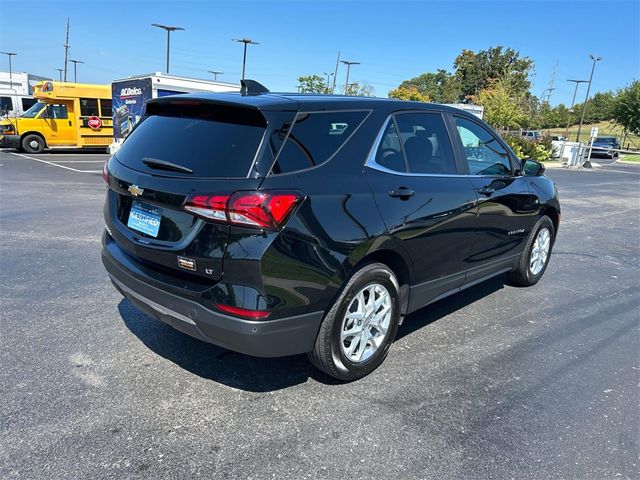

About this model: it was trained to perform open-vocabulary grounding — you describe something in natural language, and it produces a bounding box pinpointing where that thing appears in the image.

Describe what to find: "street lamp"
[232,38,259,80]
[340,60,360,95]
[575,54,602,142]
[0,52,17,90]
[69,59,84,82]
[208,70,224,81]
[564,79,589,138]
[152,23,184,74]
[323,72,334,93]
[55,68,64,81]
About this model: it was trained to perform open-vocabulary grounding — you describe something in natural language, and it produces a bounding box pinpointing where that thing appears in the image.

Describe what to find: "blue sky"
[1,0,638,106]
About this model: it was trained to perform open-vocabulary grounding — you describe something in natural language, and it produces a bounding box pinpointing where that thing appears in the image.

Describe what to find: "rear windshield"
[115,103,266,178]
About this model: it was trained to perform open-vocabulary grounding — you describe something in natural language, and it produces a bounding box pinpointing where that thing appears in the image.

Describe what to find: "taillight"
[184,191,301,230]
[102,161,109,184]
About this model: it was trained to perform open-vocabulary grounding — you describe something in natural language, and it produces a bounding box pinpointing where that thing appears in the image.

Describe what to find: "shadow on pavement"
[119,275,506,392]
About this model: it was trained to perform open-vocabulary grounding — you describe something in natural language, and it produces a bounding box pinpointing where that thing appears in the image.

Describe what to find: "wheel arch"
[543,205,560,237]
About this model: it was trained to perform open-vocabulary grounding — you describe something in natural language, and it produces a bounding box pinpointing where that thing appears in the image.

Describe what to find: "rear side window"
[100,99,112,117]
[80,98,99,116]
[115,103,266,178]
[270,111,368,174]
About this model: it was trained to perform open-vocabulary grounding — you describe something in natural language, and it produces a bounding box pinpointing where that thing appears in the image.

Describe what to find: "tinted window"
[455,117,512,175]
[270,111,368,174]
[21,101,45,118]
[374,120,405,172]
[395,113,456,174]
[21,98,37,110]
[0,96,13,111]
[100,99,112,117]
[42,104,68,119]
[80,98,99,116]
[115,112,265,178]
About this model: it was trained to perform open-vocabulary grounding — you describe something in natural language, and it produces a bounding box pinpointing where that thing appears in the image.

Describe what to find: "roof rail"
[240,79,269,95]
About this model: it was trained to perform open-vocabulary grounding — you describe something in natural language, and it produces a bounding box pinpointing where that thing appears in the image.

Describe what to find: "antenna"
[63,18,70,82]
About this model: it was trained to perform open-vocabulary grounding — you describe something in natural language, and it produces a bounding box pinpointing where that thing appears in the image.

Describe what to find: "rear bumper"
[0,134,20,148]
[102,233,324,357]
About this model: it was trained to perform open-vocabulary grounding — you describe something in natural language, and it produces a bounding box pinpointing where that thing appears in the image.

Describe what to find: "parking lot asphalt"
[1,149,638,479]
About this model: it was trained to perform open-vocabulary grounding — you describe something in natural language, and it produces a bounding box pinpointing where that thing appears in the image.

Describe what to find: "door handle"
[477,186,495,196]
[389,187,415,199]
[68,121,72,126]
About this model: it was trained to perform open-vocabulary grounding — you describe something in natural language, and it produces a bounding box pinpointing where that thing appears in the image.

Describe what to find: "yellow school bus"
[0,81,113,153]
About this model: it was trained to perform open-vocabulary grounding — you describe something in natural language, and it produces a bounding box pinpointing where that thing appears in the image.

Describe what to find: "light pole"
[323,72,334,93]
[565,79,589,138]
[208,70,224,81]
[0,52,17,90]
[55,68,64,81]
[576,55,602,142]
[340,60,360,95]
[69,59,84,82]
[152,23,184,74]
[232,38,259,80]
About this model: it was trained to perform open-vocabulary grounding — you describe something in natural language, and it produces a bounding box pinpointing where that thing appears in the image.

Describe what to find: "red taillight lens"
[102,162,109,184]
[214,303,271,319]
[184,191,301,229]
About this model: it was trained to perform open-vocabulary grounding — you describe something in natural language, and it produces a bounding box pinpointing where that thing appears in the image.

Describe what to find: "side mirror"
[522,158,545,177]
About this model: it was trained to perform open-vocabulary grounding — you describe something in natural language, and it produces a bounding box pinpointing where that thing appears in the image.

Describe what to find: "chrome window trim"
[364,112,515,179]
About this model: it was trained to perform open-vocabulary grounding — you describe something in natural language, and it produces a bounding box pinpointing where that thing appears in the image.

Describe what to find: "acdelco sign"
[120,87,142,98]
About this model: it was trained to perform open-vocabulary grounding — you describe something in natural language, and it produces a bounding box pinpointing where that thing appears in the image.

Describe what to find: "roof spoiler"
[240,79,269,95]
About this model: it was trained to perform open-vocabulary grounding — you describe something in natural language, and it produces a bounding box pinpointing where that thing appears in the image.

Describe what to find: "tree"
[612,80,640,136]
[396,69,460,103]
[476,79,526,130]
[345,81,375,97]
[453,46,534,99]
[388,85,431,102]
[297,74,329,93]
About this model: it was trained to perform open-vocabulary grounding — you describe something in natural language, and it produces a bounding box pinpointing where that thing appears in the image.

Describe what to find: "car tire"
[508,215,555,287]
[308,262,401,381]
[21,134,45,154]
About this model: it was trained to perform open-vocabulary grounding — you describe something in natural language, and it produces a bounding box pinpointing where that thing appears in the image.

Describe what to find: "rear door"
[364,111,478,311]
[450,115,539,283]
[105,99,270,282]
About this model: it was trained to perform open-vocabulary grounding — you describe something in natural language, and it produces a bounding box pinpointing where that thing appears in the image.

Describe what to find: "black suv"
[102,83,560,381]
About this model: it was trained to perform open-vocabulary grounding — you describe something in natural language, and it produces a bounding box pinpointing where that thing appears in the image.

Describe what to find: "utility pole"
[152,23,184,74]
[323,72,334,93]
[63,18,70,82]
[331,51,340,94]
[576,54,602,142]
[232,38,259,80]
[69,59,84,82]
[208,70,223,81]
[565,79,589,138]
[55,68,64,81]
[340,60,360,95]
[0,52,16,90]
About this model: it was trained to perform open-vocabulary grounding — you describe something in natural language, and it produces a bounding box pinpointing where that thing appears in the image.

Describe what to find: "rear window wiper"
[142,157,193,174]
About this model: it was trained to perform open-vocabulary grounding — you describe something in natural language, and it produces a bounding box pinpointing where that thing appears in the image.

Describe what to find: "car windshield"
[595,137,615,143]
[21,101,46,118]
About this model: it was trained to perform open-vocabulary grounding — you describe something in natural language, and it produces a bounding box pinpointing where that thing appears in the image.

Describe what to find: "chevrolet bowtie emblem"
[128,184,144,196]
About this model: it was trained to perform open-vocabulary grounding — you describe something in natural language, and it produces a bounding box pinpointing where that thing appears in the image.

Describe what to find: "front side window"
[455,117,512,175]
[42,104,69,119]
[395,113,456,174]
[21,101,46,118]
[270,110,368,175]
[80,98,99,116]
[0,96,13,111]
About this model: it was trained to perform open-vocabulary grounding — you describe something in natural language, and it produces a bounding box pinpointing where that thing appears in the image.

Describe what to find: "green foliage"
[502,133,553,161]
[476,79,526,130]
[612,80,640,135]
[388,85,431,102]
[397,69,460,103]
[297,74,329,93]
[454,46,534,100]
[346,81,375,97]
